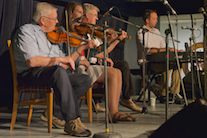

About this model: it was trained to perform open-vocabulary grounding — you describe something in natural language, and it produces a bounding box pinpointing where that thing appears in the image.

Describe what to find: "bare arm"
[148,47,165,54]
[70,39,95,61]
[104,30,127,54]
[148,47,185,54]
[94,31,127,58]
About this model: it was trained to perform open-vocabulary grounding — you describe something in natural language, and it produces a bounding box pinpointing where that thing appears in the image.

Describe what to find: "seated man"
[137,9,184,103]
[82,3,142,112]
[12,2,94,137]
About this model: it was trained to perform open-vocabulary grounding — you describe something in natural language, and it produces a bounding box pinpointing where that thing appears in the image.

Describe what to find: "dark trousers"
[17,65,91,122]
[113,60,135,100]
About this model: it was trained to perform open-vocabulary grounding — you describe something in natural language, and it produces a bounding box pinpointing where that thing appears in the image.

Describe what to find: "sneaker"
[120,98,142,112]
[64,118,91,137]
[93,102,105,112]
[40,110,65,129]
[77,117,87,129]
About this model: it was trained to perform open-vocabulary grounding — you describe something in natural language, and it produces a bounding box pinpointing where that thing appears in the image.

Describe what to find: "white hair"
[83,3,100,14]
[32,2,57,24]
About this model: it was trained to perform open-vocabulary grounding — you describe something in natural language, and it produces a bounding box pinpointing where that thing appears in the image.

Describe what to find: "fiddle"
[46,26,101,50]
[75,23,131,44]
[75,24,92,35]
[47,26,81,47]
[93,26,131,43]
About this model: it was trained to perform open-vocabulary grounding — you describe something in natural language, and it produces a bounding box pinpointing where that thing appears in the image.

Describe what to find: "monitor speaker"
[149,99,207,138]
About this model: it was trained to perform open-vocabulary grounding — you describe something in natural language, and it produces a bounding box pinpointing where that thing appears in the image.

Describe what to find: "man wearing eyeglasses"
[12,2,94,137]
[80,3,142,112]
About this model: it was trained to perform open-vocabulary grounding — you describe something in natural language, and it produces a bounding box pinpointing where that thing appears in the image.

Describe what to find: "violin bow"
[65,10,71,56]
[86,26,95,60]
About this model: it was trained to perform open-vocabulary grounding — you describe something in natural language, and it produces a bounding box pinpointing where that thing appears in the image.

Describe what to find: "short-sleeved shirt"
[12,23,65,73]
[137,25,166,53]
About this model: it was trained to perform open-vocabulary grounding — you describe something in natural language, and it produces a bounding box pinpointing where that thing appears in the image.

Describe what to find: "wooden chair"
[79,51,104,115]
[80,87,92,122]
[8,40,53,133]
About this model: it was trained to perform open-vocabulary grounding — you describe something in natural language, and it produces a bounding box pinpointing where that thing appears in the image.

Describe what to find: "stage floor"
[0,95,185,138]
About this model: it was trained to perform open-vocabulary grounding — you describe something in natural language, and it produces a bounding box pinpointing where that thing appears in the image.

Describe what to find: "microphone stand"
[190,20,203,98]
[93,22,122,138]
[108,14,180,43]
[164,28,170,121]
[141,28,148,112]
[165,11,188,115]
[189,37,195,101]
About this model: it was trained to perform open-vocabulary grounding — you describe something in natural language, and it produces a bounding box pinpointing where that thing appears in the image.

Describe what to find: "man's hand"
[79,60,90,68]
[107,33,118,43]
[118,30,127,41]
[85,39,95,49]
[61,56,75,70]
[78,39,95,52]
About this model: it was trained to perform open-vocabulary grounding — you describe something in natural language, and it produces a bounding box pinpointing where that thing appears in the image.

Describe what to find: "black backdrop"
[0,0,127,108]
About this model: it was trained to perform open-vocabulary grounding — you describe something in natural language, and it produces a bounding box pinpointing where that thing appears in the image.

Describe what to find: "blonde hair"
[32,2,57,24]
[83,3,100,14]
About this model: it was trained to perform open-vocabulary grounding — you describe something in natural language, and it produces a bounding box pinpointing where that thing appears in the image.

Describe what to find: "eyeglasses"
[43,16,58,22]
[89,13,98,18]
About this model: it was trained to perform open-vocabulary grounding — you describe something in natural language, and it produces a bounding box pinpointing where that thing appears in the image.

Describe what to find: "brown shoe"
[64,118,91,137]
[151,84,161,98]
[93,102,105,112]
[120,98,142,112]
[40,110,65,129]
[77,117,87,129]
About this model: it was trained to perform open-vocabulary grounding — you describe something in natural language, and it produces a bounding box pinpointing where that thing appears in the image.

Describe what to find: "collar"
[143,25,156,32]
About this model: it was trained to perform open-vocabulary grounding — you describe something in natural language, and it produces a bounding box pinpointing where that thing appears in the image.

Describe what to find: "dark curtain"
[0,0,33,108]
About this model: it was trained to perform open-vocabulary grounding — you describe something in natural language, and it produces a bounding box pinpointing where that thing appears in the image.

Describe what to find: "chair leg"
[47,92,53,133]
[86,87,92,123]
[92,98,98,114]
[10,92,19,130]
[27,93,34,126]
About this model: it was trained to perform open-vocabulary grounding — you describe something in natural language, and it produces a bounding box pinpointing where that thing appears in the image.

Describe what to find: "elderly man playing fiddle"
[12,2,94,137]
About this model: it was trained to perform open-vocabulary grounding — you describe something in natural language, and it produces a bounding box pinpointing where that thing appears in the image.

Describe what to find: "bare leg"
[96,68,121,117]
[116,69,122,108]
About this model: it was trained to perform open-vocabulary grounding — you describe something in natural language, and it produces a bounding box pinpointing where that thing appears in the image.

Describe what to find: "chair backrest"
[7,40,18,91]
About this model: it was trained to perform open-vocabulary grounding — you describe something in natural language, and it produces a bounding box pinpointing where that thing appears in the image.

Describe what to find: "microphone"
[99,6,114,20]
[72,15,85,24]
[103,6,114,16]
[181,26,198,30]
[160,0,177,15]
[198,7,207,17]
